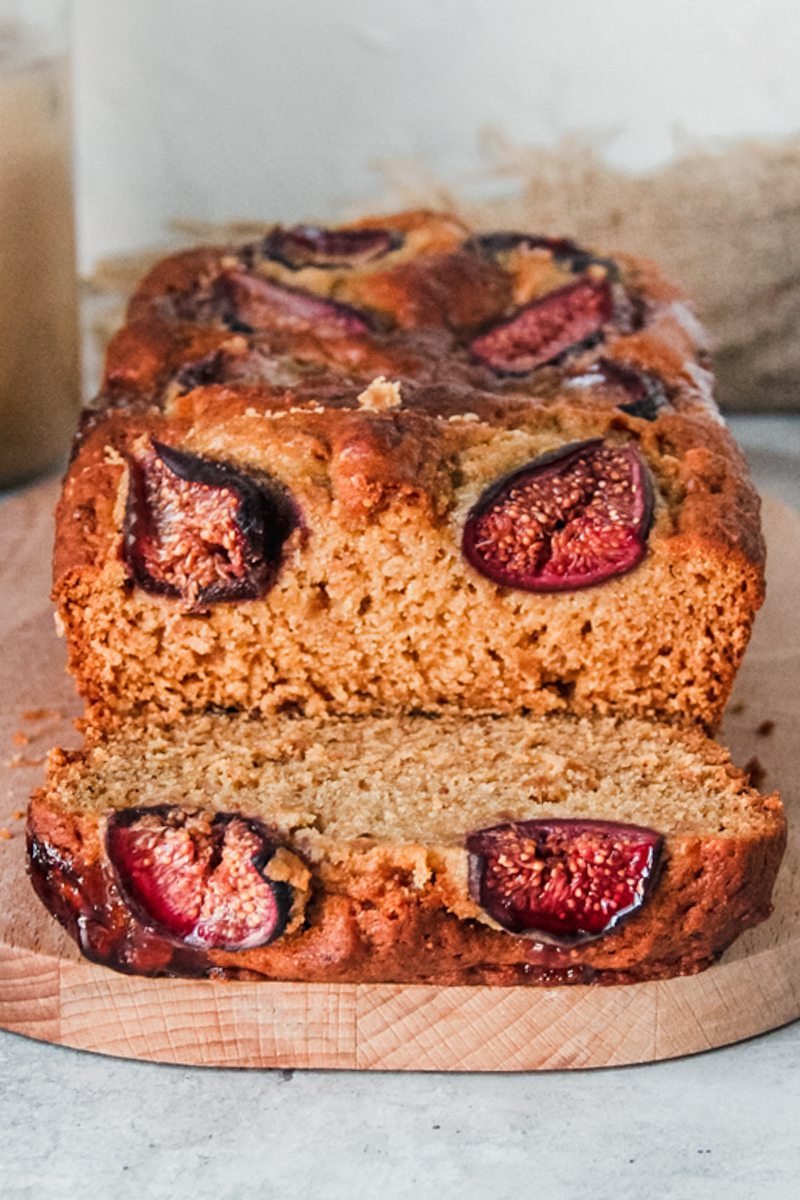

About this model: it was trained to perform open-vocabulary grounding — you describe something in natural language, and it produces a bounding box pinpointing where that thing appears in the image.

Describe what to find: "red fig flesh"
[470,277,614,375]
[467,818,663,943]
[124,439,296,606]
[106,807,291,950]
[462,439,653,592]
[215,270,371,335]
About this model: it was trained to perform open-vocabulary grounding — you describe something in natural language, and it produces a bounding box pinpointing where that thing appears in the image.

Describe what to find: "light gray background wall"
[72,0,800,270]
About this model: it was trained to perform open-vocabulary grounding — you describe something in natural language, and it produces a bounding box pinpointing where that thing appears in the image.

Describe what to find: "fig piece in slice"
[106,807,292,951]
[470,277,614,375]
[260,224,403,270]
[124,438,297,606]
[462,438,653,592]
[214,269,372,336]
[467,818,663,943]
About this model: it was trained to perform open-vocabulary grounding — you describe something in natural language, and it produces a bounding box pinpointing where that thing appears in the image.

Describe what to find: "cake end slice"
[27,711,785,986]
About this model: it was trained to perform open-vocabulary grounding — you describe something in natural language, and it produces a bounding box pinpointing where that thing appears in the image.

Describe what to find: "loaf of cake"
[55,211,763,730]
[28,712,785,985]
[32,211,782,992]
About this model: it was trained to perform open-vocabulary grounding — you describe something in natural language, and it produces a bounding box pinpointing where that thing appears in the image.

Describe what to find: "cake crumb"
[730,701,746,716]
[22,708,63,723]
[756,720,775,737]
[12,731,30,747]
[8,753,46,769]
[12,810,25,821]
[744,756,766,790]
[0,828,11,841]
[357,377,402,411]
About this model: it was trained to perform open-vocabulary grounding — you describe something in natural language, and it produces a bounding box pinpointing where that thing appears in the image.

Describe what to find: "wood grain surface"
[0,482,797,1071]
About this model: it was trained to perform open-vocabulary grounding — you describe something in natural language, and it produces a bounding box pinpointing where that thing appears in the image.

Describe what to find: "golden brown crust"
[111,213,721,418]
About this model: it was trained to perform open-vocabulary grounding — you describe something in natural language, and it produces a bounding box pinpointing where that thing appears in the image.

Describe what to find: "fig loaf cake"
[31,210,782,989]
[55,210,764,729]
[28,712,785,985]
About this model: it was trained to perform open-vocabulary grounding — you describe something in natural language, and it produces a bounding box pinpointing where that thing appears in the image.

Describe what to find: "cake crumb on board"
[7,752,46,769]
[22,707,63,723]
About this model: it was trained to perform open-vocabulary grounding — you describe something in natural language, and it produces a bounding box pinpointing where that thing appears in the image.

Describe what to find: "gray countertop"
[2,414,799,1200]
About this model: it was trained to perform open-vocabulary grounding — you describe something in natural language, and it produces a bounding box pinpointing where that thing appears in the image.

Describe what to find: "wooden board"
[0,482,798,1071]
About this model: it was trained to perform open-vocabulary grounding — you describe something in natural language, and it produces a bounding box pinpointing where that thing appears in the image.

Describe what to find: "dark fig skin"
[173,349,230,393]
[260,224,403,271]
[106,806,292,952]
[462,438,654,593]
[124,439,298,606]
[470,276,614,376]
[590,357,670,421]
[467,818,663,944]
[465,231,617,279]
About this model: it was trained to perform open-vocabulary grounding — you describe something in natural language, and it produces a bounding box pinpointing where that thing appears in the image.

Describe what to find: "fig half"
[260,224,402,270]
[470,277,614,375]
[580,357,670,421]
[106,807,292,951]
[465,231,615,277]
[214,269,372,336]
[462,438,654,592]
[467,818,663,943]
[124,439,297,606]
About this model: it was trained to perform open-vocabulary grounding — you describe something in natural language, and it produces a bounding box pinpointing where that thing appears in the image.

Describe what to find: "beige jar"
[0,2,79,488]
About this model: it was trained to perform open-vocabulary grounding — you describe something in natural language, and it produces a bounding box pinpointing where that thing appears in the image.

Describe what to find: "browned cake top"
[93,208,718,425]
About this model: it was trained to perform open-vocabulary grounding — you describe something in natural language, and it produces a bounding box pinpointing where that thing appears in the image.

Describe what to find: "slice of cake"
[28,712,785,985]
[55,382,763,729]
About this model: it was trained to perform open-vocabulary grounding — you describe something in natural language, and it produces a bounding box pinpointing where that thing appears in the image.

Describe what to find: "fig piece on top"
[260,223,403,271]
[470,276,614,376]
[214,270,373,336]
[571,357,670,421]
[465,231,615,278]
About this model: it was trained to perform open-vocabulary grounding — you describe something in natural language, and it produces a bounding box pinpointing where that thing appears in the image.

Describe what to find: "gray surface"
[1,1020,800,1200]
[1,415,799,1200]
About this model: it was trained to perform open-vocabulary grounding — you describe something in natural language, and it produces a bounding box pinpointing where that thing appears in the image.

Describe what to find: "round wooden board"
[0,483,798,1072]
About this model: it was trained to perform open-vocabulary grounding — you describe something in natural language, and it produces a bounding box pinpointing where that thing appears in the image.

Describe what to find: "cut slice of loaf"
[55,398,763,731]
[28,712,785,986]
